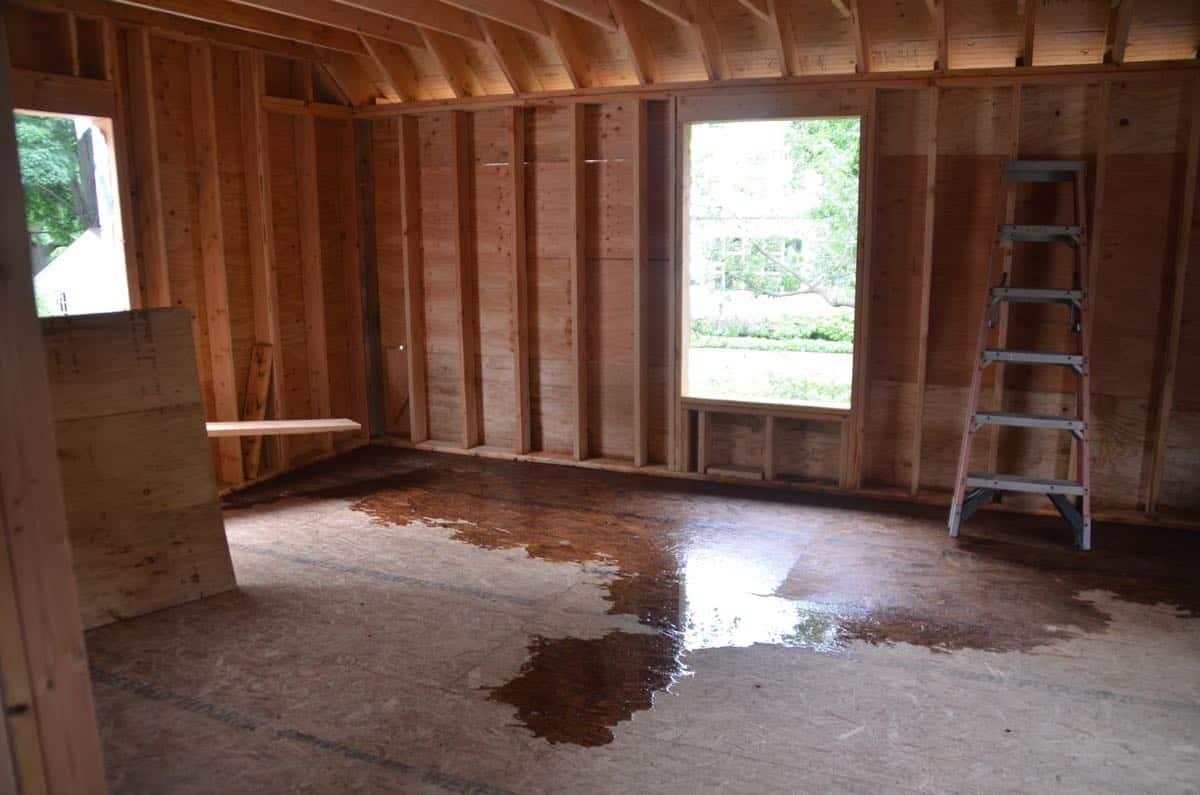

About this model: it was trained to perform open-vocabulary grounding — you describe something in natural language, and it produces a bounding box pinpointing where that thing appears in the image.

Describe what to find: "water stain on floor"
[225,447,1200,746]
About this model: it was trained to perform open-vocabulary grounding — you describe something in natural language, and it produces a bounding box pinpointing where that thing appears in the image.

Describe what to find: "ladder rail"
[1074,168,1093,550]
[948,170,1010,536]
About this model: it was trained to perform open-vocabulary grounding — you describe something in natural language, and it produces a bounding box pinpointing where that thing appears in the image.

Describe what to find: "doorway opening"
[14,110,130,317]
[683,117,861,408]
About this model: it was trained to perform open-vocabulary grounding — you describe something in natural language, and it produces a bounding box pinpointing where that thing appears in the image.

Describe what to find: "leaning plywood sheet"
[42,308,236,629]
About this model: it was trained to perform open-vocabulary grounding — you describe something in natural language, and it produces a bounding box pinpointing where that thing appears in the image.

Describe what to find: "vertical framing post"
[668,99,682,470]
[696,409,710,475]
[570,102,588,460]
[356,118,386,439]
[910,85,940,495]
[763,415,776,480]
[399,115,429,443]
[190,41,243,485]
[239,50,286,475]
[0,21,107,788]
[101,18,145,309]
[847,88,878,489]
[340,118,369,442]
[510,107,532,454]
[633,99,649,466]
[1147,75,1200,515]
[451,110,480,449]
[675,115,692,471]
[126,26,170,307]
[295,112,333,455]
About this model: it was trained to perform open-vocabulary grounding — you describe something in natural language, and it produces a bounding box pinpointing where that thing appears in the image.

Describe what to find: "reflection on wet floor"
[223,448,1200,747]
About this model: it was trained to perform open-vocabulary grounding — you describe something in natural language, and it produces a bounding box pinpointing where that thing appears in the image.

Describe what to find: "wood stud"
[910,86,939,496]
[570,102,588,460]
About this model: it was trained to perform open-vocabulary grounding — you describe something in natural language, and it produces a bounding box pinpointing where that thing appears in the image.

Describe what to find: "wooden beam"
[420,28,483,98]
[673,114,688,471]
[323,0,485,41]
[294,114,335,455]
[985,84,1023,476]
[735,0,770,24]
[763,415,776,480]
[480,18,542,95]
[633,100,649,466]
[18,0,324,60]
[101,18,145,308]
[1019,0,1036,67]
[910,86,939,496]
[1147,74,1200,514]
[767,0,799,77]
[640,0,691,26]
[570,102,588,460]
[226,0,425,48]
[829,0,851,17]
[850,0,870,74]
[510,107,531,454]
[438,0,548,36]
[686,0,729,81]
[317,49,377,104]
[9,69,114,117]
[930,0,947,71]
[125,27,171,307]
[668,98,681,471]
[543,4,594,89]
[238,342,275,474]
[0,18,107,790]
[612,0,660,85]
[450,111,481,449]
[190,41,244,485]
[541,0,618,31]
[360,34,420,101]
[207,418,362,436]
[1104,0,1136,66]
[847,88,878,489]
[339,119,369,442]
[110,0,369,53]
[399,115,429,443]
[696,409,710,474]
[355,118,387,437]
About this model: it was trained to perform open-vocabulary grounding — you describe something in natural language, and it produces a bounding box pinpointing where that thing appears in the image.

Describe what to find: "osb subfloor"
[87,448,1200,793]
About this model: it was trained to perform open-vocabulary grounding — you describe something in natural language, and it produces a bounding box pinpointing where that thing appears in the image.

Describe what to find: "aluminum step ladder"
[948,160,1093,549]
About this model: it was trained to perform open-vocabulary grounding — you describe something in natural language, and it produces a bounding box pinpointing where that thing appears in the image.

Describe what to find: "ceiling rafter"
[331,0,485,42]
[18,0,322,60]
[735,0,769,24]
[766,0,798,77]
[419,27,483,98]
[539,0,618,33]
[849,0,870,73]
[639,0,691,26]
[1104,0,1136,65]
[224,0,423,48]
[612,0,660,84]
[1019,0,1036,66]
[359,33,420,101]
[926,0,947,70]
[438,0,547,36]
[542,4,595,89]
[316,49,376,104]
[685,0,728,81]
[111,0,367,54]
[479,17,543,94]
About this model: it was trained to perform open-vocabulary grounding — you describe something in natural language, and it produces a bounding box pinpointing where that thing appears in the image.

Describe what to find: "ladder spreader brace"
[947,160,1094,550]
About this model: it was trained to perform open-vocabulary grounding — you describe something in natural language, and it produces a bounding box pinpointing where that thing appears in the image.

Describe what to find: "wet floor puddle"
[225,449,1200,747]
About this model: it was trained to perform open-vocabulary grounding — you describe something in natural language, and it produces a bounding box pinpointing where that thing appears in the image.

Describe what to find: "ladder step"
[982,349,1084,367]
[991,287,1083,305]
[999,225,1083,245]
[974,411,1084,432]
[965,473,1084,496]
[1002,160,1087,182]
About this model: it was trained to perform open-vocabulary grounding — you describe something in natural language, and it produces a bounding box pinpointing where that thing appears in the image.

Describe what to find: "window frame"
[678,112,868,419]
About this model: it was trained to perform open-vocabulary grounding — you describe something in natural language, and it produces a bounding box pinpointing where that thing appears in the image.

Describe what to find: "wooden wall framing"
[5,0,1200,529]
